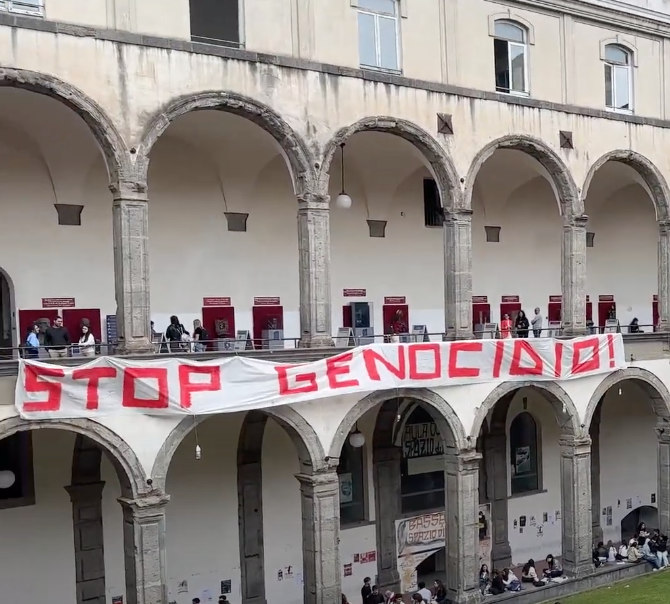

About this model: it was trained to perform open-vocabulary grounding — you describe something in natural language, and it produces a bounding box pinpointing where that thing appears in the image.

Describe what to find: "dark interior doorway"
[0,269,14,358]
[621,505,658,542]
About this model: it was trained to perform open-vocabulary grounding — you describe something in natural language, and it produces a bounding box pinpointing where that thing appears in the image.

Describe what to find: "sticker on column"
[178,581,188,594]
[344,563,353,577]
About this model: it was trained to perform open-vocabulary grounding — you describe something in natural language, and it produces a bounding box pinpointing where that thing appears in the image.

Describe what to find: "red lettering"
[178,365,222,409]
[571,337,600,375]
[408,343,441,380]
[326,353,360,389]
[553,342,564,378]
[23,364,65,413]
[509,340,544,376]
[448,341,482,378]
[275,365,318,396]
[362,347,406,381]
[72,367,118,410]
[122,367,169,409]
[492,341,504,378]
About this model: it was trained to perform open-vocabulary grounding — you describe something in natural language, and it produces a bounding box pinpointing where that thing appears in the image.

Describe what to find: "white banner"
[15,334,626,419]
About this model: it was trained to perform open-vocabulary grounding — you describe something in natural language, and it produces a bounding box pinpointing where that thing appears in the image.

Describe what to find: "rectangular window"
[494,39,527,94]
[605,64,631,111]
[0,0,43,15]
[338,442,366,525]
[357,0,400,71]
[423,179,443,227]
[190,0,241,48]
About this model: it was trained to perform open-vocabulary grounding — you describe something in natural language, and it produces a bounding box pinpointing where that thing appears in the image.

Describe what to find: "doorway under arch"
[621,506,658,542]
[0,267,15,357]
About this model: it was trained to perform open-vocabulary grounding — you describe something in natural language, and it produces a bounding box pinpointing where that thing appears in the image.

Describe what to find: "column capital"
[118,494,170,519]
[656,426,670,443]
[65,481,105,502]
[444,207,473,222]
[446,450,482,474]
[659,219,670,233]
[559,435,591,454]
[566,214,588,228]
[298,190,330,210]
[295,471,339,493]
[110,179,148,201]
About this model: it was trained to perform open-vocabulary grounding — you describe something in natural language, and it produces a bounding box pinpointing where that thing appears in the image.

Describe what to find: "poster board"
[604,319,620,334]
[480,323,498,339]
[152,333,165,353]
[234,330,253,351]
[335,327,355,348]
[411,325,429,343]
[546,321,562,338]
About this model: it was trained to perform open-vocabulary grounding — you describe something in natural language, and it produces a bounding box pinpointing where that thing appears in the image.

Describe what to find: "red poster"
[42,297,75,308]
[549,295,562,303]
[360,552,369,563]
[353,553,360,563]
[254,297,281,306]
[203,297,231,307]
[343,289,367,297]
[367,551,376,562]
[344,563,353,577]
[501,295,520,303]
[598,295,614,302]
[384,296,406,305]
[472,296,488,304]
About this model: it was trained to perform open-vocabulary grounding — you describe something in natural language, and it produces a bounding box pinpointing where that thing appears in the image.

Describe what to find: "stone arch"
[471,381,580,440]
[0,416,146,498]
[583,367,670,432]
[463,134,581,217]
[151,406,326,492]
[135,91,316,195]
[329,388,469,459]
[0,67,131,188]
[581,150,670,221]
[318,116,462,210]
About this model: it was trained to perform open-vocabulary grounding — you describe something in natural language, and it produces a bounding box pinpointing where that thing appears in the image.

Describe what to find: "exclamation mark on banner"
[607,334,616,368]
[554,342,564,377]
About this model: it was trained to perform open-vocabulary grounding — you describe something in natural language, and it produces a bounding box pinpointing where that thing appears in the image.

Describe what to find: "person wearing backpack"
[166,315,189,353]
[192,319,209,352]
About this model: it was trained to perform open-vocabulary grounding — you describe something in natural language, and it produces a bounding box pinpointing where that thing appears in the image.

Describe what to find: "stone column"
[559,436,593,578]
[590,406,603,545]
[657,220,670,331]
[373,446,402,591]
[65,482,106,604]
[118,495,169,604]
[561,214,588,336]
[297,191,333,347]
[483,433,512,569]
[657,426,670,535]
[444,450,480,604]
[112,182,153,353]
[296,472,341,604]
[444,208,473,340]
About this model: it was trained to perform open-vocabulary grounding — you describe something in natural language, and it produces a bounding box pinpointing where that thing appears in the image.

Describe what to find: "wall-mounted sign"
[203,297,231,307]
[403,421,444,459]
[254,297,280,306]
[42,297,75,308]
[472,296,488,304]
[384,296,406,305]
[501,295,520,303]
[654,295,659,302]
[599,295,615,302]
[586,295,591,302]
[549,295,562,303]
[343,289,367,297]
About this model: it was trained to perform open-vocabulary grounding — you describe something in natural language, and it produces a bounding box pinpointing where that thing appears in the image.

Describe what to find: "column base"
[446,588,481,604]
[299,334,335,348]
[376,569,400,593]
[116,337,155,355]
[491,542,513,570]
[563,561,595,580]
[443,330,473,342]
[561,325,590,337]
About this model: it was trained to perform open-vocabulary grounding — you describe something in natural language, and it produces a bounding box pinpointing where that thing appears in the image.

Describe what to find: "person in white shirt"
[416,582,432,603]
[78,324,96,357]
[532,307,543,338]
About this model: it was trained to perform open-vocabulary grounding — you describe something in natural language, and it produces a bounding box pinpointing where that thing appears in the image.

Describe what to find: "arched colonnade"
[3,68,670,351]
[3,367,670,603]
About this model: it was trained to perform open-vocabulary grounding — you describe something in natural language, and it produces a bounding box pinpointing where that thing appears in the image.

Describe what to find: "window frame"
[356,0,402,73]
[508,411,541,497]
[338,439,368,526]
[189,0,246,49]
[0,0,44,16]
[492,20,529,97]
[603,43,633,114]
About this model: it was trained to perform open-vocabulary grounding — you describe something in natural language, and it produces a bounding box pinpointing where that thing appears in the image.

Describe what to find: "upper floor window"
[357,0,400,72]
[509,412,540,496]
[493,20,528,95]
[1,0,43,16]
[338,440,366,525]
[190,0,241,48]
[604,44,632,112]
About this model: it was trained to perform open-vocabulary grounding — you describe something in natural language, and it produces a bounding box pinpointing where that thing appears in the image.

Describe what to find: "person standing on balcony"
[532,307,543,338]
[500,314,513,339]
[23,323,40,359]
[515,310,530,338]
[78,324,96,357]
[45,316,71,358]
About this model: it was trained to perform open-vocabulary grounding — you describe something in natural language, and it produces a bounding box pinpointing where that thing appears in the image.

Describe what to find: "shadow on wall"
[621,506,658,542]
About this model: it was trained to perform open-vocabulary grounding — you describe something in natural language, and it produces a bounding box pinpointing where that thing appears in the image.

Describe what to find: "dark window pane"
[0,434,27,500]
[401,490,444,514]
[494,39,510,92]
[190,0,240,47]
[509,412,539,495]
[338,442,366,524]
[423,179,443,227]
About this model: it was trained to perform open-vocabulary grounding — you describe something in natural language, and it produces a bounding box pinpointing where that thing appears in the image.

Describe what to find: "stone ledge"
[488,562,651,604]
[3,12,670,130]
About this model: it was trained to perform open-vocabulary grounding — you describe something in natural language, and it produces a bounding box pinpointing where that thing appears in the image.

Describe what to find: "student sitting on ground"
[595,541,608,564]
[520,560,544,586]
[542,554,563,579]
[637,522,650,539]
[640,536,661,570]
[489,570,506,596]
[478,564,490,595]
[592,546,604,568]
[628,540,643,563]
[616,540,628,561]
[502,568,522,592]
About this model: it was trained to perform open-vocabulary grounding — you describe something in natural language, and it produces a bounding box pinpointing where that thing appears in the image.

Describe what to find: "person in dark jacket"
[515,310,530,338]
[45,316,71,358]
[166,315,188,353]
[361,577,372,604]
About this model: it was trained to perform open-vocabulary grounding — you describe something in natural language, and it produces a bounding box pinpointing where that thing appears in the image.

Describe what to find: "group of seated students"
[355,579,447,604]
[479,555,563,596]
[593,522,669,571]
